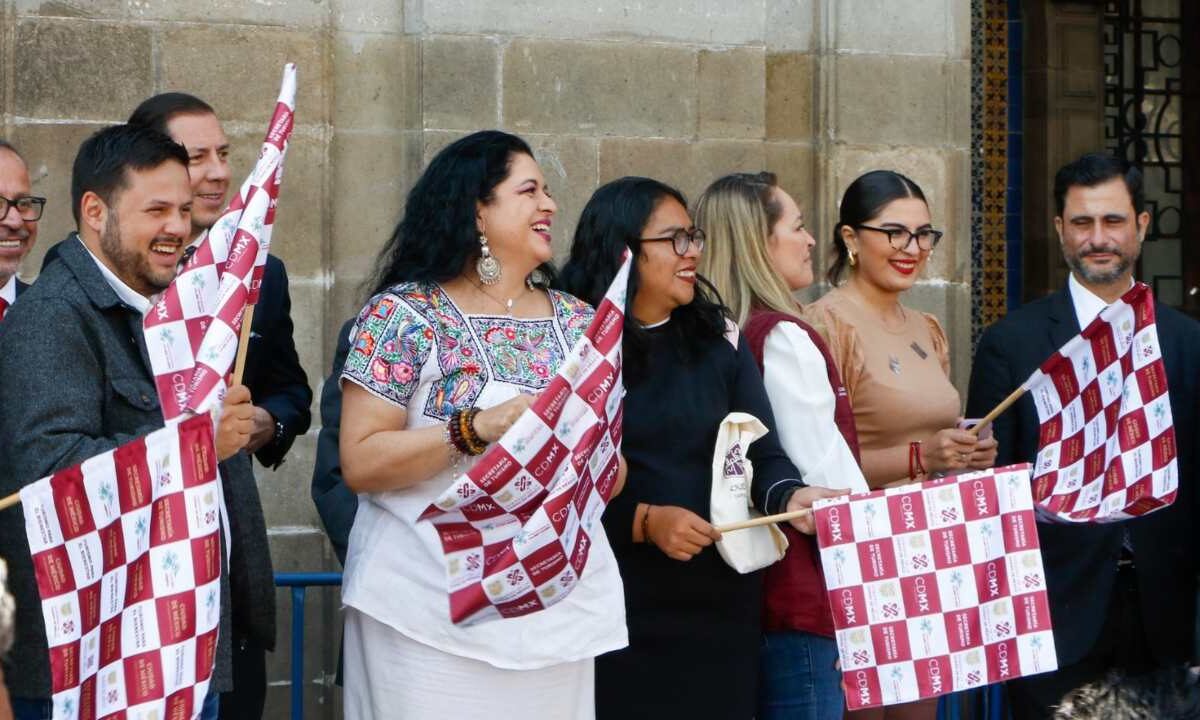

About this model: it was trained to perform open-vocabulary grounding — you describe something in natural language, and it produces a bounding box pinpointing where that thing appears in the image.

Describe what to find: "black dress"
[596,323,805,720]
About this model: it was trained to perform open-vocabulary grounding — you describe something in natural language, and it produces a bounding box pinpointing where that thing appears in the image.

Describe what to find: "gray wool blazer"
[0,235,275,699]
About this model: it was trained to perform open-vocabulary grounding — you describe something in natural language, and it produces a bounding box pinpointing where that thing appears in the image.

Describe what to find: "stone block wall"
[0,1,971,716]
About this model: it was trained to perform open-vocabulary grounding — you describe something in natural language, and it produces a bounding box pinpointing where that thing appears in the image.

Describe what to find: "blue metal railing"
[273,572,1008,720]
[274,572,343,720]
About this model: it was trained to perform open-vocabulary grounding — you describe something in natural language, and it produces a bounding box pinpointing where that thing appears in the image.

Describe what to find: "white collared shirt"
[1068,273,1135,330]
[0,274,15,307]
[77,236,153,315]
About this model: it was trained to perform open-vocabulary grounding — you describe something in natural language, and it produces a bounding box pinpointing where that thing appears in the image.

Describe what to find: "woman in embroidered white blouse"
[337,131,627,720]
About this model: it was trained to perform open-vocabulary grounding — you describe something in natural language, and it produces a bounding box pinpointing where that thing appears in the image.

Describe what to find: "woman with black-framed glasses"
[560,176,842,720]
[807,171,998,719]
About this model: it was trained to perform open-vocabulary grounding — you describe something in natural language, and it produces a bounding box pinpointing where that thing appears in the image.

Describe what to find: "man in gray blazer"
[0,124,258,720]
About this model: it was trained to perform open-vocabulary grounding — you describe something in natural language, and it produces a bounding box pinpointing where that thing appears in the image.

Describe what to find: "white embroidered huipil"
[339,283,627,669]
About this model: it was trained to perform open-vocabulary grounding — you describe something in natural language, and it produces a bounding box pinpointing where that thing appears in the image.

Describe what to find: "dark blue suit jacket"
[311,318,357,566]
[242,255,312,468]
[967,286,1200,667]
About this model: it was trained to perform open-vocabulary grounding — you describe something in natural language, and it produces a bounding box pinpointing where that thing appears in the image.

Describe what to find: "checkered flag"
[1022,283,1177,522]
[814,465,1058,710]
[419,252,631,624]
[143,64,297,420]
[19,416,224,720]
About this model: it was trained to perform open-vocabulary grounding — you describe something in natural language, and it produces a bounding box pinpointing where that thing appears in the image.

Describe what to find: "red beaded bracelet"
[908,441,927,480]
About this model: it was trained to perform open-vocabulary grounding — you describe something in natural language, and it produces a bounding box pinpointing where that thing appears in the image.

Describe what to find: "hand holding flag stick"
[715,507,811,533]
[967,385,1027,438]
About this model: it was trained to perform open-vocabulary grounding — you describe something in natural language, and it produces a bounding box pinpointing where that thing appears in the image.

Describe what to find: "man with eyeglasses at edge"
[0,140,43,323]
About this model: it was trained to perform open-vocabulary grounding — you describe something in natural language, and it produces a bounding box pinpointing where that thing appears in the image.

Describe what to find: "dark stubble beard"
[100,210,175,296]
[1063,239,1138,286]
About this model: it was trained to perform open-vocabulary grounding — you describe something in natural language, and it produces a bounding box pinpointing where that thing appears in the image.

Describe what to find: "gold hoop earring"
[847,249,857,267]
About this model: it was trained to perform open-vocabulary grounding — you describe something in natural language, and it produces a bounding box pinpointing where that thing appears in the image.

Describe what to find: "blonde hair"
[695,171,801,326]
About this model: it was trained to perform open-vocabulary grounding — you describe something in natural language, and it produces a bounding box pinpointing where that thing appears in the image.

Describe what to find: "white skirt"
[343,607,596,720]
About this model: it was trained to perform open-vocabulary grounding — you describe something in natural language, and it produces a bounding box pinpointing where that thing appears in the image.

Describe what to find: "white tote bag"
[711,412,788,574]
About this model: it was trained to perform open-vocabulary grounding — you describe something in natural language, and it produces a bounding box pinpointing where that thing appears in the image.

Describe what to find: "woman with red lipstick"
[807,170,998,720]
[338,131,627,719]
[560,176,843,720]
[696,171,868,720]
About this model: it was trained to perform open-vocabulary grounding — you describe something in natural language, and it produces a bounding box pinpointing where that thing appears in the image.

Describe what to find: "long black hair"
[366,130,555,297]
[558,176,728,380]
[827,170,927,285]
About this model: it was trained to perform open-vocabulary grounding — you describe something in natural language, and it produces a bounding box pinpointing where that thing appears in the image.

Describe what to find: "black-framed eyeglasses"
[854,224,942,251]
[640,227,706,256]
[0,195,46,222]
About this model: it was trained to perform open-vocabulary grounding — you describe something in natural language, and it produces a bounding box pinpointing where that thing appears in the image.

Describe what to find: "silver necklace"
[467,275,522,316]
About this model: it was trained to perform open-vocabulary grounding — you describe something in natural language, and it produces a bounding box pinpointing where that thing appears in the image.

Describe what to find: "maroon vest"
[744,309,862,637]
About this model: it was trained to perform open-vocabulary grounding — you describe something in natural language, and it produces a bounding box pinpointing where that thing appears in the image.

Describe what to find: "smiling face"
[632,195,700,324]
[1055,177,1148,291]
[475,152,557,273]
[166,112,230,238]
[765,187,816,291]
[82,161,193,297]
[0,148,37,285]
[842,196,933,295]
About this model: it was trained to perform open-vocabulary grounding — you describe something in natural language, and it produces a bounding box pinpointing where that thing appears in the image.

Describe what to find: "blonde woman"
[696,172,867,720]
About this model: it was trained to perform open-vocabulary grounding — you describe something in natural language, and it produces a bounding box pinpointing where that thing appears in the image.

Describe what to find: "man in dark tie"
[967,153,1200,718]
[0,140,43,321]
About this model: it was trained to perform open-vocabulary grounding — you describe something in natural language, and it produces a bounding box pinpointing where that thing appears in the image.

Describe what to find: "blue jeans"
[759,630,844,720]
[11,698,52,720]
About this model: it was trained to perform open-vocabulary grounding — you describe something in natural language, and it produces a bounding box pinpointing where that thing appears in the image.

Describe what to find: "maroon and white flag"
[814,465,1058,710]
[144,64,297,420]
[1022,283,1177,522]
[19,416,223,720]
[419,252,631,624]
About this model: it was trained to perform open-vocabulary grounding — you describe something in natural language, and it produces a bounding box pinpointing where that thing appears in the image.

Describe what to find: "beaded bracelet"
[461,407,487,456]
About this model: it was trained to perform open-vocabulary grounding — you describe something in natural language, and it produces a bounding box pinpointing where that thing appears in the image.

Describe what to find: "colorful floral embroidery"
[551,290,594,346]
[472,318,562,387]
[343,284,597,421]
[341,288,432,408]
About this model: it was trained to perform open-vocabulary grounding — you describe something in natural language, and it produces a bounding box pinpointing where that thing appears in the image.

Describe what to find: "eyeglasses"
[854,224,942,251]
[0,195,46,222]
[641,227,706,256]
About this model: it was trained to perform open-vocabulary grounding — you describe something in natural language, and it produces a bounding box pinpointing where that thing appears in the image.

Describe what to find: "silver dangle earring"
[476,233,502,285]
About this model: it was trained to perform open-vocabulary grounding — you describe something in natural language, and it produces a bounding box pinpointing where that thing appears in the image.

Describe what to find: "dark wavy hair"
[71,124,189,225]
[827,170,927,285]
[558,176,728,380]
[1054,152,1144,216]
[366,130,554,297]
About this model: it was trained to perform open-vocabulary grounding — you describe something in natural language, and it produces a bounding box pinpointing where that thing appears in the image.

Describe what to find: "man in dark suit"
[967,153,1200,718]
[312,318,358,567]
[0,140,42,321]
[0,125,258,720]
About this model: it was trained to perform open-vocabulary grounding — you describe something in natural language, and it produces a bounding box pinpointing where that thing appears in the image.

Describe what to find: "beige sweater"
[806,287,961,487]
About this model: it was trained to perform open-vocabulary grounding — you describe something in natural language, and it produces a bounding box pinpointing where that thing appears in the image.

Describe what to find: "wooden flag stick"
[716,507,813,533]
[231,305,256,386]
[0,491,20,512]
[968,385,1027,437]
